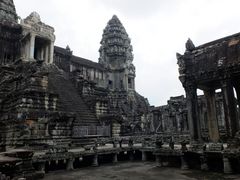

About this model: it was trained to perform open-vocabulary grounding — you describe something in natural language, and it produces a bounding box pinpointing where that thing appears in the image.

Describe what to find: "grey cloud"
[95,0,180,18]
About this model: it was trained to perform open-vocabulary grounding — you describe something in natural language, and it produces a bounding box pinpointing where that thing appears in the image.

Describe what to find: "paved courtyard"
[44,162,240,180]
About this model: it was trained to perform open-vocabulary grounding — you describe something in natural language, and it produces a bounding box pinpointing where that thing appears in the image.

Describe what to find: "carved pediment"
[21,11,55,40]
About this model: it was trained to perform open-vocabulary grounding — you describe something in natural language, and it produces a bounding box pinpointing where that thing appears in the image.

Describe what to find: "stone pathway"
[44,162,240,180]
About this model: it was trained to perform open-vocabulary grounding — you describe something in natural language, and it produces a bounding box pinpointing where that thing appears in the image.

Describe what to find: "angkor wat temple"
[1,0,240,179]
[0,0,150,149]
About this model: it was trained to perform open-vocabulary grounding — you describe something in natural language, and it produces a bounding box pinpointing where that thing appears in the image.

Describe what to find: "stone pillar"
[66,159,74,170]
[223,157,232,174]
[200,155,208,171]
[204,88,220,142]
[180,156,189,170]
[233,81,240,127]
[92,154,99,167]
[113,153,118,163]
[45,45,49,63]
[40,48,44,60]
[156,155,162,167]
[133,77,135,90]
[24,41,30,59]
[29,34,36,59]
[49,41,54,64]
[37,162,45,174]
[185,83,201,141]
[142,151,147,161]
[129,151,134,161]
[222,81,238,137]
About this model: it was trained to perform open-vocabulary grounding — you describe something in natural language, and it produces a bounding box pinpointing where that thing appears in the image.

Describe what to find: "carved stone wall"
[0,0,18,22]
[0,62,76,150]
[0,21,22,65]
[151,94,225,139]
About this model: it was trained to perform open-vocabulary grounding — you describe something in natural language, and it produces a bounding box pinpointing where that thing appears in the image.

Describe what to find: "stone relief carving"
[21,11,55,41]
[176,53,186,75]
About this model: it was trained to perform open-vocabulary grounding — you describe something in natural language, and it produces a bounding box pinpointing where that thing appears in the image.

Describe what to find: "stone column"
[29,34,36,59]
[133,77,135,90]
[129,151,134,161]
[66,158,74,170]
[49,41,54,64]
[156,155,162,167]
[37,162,45,174]
[223,157,232,174]
[40,48,44,61]
[23,41,30,59]
[45,45,49,63]
[204,88,220,142]
[185,83,201,141]
[142,151,147,161]
[222,81,238,137]
[25,41,30,59]
[233,81,240,127]
[180,156,189,170]
[200,155,208,171]
[92,154,99,167]
[113,153,118,163]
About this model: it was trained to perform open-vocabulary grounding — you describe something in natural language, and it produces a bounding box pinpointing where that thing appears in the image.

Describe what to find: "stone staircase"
[48,67,99,127]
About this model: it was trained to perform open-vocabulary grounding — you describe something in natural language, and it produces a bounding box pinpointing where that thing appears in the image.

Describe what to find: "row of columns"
[37,153,120,173]
[185,80,240,142]
[24,33,54,64]
[36,152,233,174]
[154,154,232,174]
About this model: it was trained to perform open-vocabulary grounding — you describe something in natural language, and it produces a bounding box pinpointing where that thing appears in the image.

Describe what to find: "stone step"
[48,69,99,126]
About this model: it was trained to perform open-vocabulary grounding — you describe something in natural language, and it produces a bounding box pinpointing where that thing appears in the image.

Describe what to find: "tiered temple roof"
[99,15,133,65]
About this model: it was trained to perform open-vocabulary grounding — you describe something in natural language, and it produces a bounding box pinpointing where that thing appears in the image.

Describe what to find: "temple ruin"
[150,93,226,140]
[20,12,55,64]
[177,35,240,142]
[1,0,240,179]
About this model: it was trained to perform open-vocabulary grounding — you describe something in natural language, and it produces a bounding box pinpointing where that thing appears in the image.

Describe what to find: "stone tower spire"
[99,15,135,91]
[0,0,18,22]
[99,15,133,69]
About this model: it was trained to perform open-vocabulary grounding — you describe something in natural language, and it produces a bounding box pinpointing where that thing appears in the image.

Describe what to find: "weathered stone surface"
[99,15,133,67]
[0,0,18,22]
[177,33,240,142]
[149,93,225,142]
[20,12,55,63]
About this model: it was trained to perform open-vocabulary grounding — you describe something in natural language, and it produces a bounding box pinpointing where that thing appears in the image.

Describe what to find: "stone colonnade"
[153,153,233,174]
[25,33,54,64]
[185,80,239,142]
[36,150,234,175]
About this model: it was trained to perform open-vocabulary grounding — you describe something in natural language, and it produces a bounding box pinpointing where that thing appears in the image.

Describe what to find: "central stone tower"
[99,15,135,91]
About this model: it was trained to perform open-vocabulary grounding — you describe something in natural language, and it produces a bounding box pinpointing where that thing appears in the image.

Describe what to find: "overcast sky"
[14,0,240,106]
